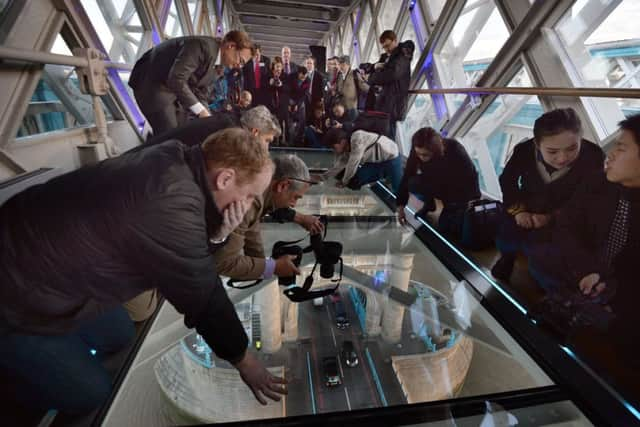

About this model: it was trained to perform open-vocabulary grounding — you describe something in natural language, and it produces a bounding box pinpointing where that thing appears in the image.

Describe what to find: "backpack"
[351,111,391,139]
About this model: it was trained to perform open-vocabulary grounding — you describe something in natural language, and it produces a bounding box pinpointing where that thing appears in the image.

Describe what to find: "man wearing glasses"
[129,31,253,135]
[213,154,324,282]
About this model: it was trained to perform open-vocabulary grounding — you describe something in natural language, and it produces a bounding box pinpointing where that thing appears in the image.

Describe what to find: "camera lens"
[320,263,334,279]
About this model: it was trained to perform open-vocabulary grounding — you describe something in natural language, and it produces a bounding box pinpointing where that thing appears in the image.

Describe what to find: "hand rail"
[408,86,640,99]
[0,45,132,70]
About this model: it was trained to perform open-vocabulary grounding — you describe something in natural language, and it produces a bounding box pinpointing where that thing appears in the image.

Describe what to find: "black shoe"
[491,255,515,281]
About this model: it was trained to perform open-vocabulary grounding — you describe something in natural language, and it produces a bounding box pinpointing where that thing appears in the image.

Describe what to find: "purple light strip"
[108,68,146,130]
[409,2,425,51]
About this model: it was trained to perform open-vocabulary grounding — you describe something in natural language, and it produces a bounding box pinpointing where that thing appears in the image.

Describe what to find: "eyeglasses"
[285,176,319,186]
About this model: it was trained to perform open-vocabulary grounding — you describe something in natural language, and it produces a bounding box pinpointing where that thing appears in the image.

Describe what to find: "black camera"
[271,241,303,286]
[358,63,375,74]
[309,231,343,280]
[273,216,343,302]
[228,216,343,302]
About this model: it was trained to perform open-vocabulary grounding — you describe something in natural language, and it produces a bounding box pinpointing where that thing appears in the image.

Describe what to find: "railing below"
[409,86,640,99]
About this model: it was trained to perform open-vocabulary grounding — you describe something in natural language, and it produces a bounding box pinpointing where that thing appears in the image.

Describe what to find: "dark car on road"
[334,300,350,329]
[341,340,358,367]
[322,356,342,387]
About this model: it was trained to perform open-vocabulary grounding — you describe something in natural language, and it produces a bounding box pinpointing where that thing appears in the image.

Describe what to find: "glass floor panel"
[405,400,592,426]
[102,218,561,426]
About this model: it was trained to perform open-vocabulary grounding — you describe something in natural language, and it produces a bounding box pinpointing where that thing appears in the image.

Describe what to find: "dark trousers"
[0,307,134,414]
[142,104,189,136]
[495,214,551,257]
[304,127,324,149]
[389,119,398,142]
[411,189,468,241]
[347,156,402,193]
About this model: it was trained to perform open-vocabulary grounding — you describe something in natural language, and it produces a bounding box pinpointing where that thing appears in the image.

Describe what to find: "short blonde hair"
[202,128,272,184]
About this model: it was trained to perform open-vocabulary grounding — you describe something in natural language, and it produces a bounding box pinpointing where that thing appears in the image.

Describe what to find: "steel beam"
[239,16,330,31]
[243,24,325,37]
[233,2,338,22]
[262,0,352,8]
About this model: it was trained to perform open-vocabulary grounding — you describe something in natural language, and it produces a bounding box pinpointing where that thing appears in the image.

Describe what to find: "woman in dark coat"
[491,108,605,282]
[397,127,481,240]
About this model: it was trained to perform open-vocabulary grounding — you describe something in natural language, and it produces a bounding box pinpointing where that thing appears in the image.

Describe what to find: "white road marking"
[337,354,345,379]
[344,386,352,410]
[330,324,337,347]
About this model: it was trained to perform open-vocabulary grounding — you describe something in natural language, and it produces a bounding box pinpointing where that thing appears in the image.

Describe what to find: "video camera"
[228,216,344,303]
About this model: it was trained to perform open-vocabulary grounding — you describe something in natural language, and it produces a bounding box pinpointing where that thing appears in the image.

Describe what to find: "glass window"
[434,0,510,112]
[424,0,447,23]
[358,3,372,54]
[399,81,439,155]
[553,0,640,138]
[342,18,353,57]
[460,68,542,198]
[379,0,398,33]
[80,0,144,63]
[367,39,382,63]
[165,0,184,38]
[16,35,114,139]
[400,16,420,72]
[187,0,197,25]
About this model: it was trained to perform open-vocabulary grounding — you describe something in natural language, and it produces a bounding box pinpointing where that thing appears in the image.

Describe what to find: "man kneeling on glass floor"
[0,128,287,415]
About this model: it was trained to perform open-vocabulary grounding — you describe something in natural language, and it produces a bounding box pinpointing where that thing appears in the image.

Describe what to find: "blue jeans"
[0,307,134,414]
[349,156,402,193]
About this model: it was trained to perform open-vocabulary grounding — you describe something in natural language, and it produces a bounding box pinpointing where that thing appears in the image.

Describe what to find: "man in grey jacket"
[129,31,253,134]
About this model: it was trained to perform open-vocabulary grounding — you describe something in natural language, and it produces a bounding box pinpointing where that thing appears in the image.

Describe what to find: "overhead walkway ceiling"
[228,0,358,60]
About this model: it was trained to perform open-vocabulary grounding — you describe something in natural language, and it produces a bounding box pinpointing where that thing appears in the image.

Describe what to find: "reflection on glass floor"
[101,216,587,426]
[294,181,393,216]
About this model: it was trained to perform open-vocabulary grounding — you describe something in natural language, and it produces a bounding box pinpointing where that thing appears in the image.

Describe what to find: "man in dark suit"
[281,46,298,82]
[242,44,270,107]
[303,55,325,124]
[129,31,253,135]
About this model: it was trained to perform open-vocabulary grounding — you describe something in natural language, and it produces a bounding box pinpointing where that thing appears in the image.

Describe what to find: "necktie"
[604,196,631,268]
[308,72,313,97]
[285,62,290,75]
[254,61,261,88]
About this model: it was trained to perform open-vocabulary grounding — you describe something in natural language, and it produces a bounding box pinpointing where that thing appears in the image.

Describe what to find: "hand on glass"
[274,255,301,277]
[211,199,250,242]
[234,351,288,405]
[514,211,534,229]
[397,205,407,225]
[579,273,606,298]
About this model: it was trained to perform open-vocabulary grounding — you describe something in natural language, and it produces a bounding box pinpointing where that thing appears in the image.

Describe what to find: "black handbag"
[461,199,503,250]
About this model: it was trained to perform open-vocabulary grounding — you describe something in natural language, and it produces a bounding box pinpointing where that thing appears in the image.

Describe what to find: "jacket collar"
[184,145,223,237]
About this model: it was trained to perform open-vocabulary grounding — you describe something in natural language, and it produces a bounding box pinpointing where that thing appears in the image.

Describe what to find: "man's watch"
[209,235,228,245]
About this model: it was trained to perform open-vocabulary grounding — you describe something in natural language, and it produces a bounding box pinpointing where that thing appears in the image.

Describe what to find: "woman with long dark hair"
[397,127,481,239]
